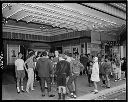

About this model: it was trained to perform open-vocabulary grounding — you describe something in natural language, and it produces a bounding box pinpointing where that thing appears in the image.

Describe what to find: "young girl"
[25,51,35,93]
[91,57,100,94]
[15,52,27,93]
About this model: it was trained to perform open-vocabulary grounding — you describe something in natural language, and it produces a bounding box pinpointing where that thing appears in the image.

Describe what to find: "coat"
[55,60,70,77]
[91,62,100,82]
[36,57,52,77]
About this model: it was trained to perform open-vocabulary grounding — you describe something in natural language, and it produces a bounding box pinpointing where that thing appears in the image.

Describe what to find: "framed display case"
[7,44,20,65]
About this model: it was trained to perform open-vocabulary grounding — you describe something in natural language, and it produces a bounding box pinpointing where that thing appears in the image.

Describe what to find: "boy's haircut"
[41,51,47,56]
[18,52,22,55]
[29,51,35,57]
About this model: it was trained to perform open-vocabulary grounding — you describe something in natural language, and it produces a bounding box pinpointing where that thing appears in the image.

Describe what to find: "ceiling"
[2,3,126,36]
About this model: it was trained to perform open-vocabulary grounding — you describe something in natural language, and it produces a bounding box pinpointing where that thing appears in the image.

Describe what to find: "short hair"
[18,52,22,56]
[41,51,47,56]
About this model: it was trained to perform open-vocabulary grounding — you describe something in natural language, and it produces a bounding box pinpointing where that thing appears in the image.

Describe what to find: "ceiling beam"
[81,3,126,21]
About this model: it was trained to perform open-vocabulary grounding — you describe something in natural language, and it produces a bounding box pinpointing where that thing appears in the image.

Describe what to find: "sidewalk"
[68,83,126,100]
[2,73,126,100]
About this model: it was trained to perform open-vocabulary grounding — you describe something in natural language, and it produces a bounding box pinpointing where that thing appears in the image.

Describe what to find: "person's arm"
[24,57,30,65]
[55,62,59,76]
[23,62,28,72]
[15,65,17,78]
[15,61,18,78]
[67,62,71,77]
[78,61,84,71]
[36,60,39,72]
[49,60,53,75]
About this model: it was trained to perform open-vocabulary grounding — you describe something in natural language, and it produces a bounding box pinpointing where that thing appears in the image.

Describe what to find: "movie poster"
[7,44,20,65]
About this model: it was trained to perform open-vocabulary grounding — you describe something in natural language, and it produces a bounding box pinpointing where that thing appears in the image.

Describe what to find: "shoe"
[101,84,106,87]
[118,78,122,81]
[42,94,45,97]
[73,94,77,98]
[106,86,110,88]
[45,87,48,89]
[70,93,74,98]
[114,80,117,82]
[123,78,126,80]
[17,91,20,94]
[31,89,35,91]
[49,94,55,97]
[26,90,29,93]
[21,90,25,92]
[93,90,98,94]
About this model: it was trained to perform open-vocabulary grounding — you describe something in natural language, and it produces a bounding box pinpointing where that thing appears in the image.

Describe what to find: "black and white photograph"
[2,3,126,100]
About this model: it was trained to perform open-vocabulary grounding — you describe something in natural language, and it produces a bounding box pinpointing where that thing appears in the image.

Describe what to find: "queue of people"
[14,50,126,100]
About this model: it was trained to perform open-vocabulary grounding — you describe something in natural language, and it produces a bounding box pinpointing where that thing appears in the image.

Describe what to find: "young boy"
[87,61,93,87]
[55,54,70,100]
[15,52,27,93]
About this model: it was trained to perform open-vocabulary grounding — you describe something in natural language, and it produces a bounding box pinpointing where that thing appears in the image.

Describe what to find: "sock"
[21,86,24,90]
[17,87,20,92]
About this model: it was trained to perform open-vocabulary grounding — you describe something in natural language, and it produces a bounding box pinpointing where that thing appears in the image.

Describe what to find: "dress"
[91,62,100,82]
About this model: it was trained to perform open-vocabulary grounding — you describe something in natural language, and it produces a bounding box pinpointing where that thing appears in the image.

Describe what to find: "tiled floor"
[2,72,126,100]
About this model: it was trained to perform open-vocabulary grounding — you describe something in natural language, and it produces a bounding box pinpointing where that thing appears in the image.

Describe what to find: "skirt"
[57,74,66,86]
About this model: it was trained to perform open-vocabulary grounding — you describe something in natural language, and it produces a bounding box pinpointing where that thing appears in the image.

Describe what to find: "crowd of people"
[14,50,126,100]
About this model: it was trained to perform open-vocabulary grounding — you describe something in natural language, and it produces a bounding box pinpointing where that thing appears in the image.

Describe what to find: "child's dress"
[91,62,100,82]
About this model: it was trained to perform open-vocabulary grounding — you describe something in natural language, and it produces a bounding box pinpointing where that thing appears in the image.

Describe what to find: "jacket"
[55,60,70,77]
[70,60,84,75]
[100,61,112,75]
[36,57,52,77]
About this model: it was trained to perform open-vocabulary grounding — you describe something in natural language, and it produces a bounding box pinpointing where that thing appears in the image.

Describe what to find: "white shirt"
[66,57,72,62]
[15,59,25,70]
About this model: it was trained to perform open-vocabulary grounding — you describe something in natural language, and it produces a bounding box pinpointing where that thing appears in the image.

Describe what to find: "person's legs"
[73,75,78,98]
[62,86,66,100]
[26,69,31,93]
[16,77,20,92]
[114,73,118,81]
[46,77,55,97]
[21,70,25,91]
[21,78,24,91]
[125,70,126,78]
[16,71,21,93]
[101,75,106,87]
[67,75,74,94]
[93,81,98,93]
[30,69,34,90]
[118,69,122,80]
[105,74,110,88]
[40,77,45,96]
[88,74,92,86]
[58,86,62,100]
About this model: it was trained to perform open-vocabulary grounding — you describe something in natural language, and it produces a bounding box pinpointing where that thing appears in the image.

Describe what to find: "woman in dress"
[91,57,100,94]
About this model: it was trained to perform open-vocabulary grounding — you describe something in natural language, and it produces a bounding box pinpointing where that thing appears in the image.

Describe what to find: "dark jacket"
[121,60,127,71]
[36,57,52,77]
[55,60,70,77]
[100,61,112,75]
[80,56,89,68]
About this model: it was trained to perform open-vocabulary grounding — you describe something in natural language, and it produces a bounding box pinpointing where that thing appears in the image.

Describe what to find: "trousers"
[26,68,34,90]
